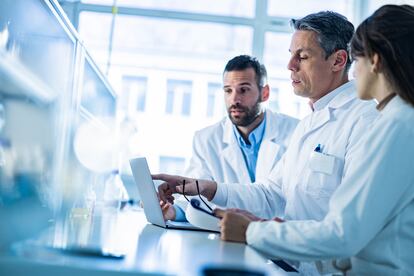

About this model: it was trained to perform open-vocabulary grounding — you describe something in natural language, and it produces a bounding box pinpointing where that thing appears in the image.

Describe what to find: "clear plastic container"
[103,170,128,213]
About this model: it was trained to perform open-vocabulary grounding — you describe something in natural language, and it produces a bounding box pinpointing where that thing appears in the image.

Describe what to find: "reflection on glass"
[73,118,117,173]
[81,60,116,118]
[78,11,112,70]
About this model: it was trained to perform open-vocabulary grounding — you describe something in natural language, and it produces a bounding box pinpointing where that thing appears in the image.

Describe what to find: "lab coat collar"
[223,116,251,182]
[256,111,284,179]
[312,80,356,111]
[222,110,282,182]
[223,110,280,145]
[381,94,409,114]
[325,80,356,110]
[299,81,357,141]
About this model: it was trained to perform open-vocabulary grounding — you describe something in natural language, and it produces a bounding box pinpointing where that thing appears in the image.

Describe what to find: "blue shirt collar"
[232,112,266,148]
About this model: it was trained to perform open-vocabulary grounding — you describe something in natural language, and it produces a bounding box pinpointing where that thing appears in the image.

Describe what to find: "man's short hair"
[224,55,267,89]
[291,11,354,72]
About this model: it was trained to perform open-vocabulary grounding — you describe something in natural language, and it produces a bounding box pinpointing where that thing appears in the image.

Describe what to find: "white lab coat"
[246,95,414,274]
[212,81,378,221]
[185,110,299,183]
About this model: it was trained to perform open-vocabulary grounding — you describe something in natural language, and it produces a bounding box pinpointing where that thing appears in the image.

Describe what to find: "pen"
[314,144,322,153]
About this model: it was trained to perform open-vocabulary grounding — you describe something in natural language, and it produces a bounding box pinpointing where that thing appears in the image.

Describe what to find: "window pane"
[121,76,147,113]
[268,78,310,119]
[207,83,222,117]
[81,0,255,18]
[264,32,292,72]
[81,60,116,118]
[165,90,174,114]
[268,88,280,112]
[181,92,192,116]
[77,12,253,173]
[110,14,252,73]
[159,156,186,175]
[268,0,354,21]
[78,12,112,72]
[266,29,308,118]
[166,80,192,115]
[367,0,414,16]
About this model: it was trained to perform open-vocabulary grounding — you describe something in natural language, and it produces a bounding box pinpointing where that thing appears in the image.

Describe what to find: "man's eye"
[299,56,308,60]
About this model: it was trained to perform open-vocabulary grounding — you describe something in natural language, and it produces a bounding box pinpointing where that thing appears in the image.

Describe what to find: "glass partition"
[0,0,76,206]
[0,0,78,246]
[0,0,117,247]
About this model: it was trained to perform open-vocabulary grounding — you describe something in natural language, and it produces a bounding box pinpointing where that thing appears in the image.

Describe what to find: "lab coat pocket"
[309,151,335,175]
[305,152,343,198]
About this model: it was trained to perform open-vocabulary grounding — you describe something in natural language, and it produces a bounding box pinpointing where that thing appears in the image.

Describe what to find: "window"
[206,83,222,117]
[268,88,280,112]
[78,12,112,72]
[73,0,362,172]
[81,0,255,18]
[159,156,186,175]
[366,0,414,17]
[268,0,354,20]
[121,76,147,113]
[165,80,192,116]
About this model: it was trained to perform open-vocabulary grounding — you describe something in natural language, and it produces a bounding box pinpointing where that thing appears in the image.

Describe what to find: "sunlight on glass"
[81,0,255,17]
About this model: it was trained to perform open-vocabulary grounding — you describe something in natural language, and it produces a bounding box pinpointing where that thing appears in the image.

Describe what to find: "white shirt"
[185,110,299,184]
[212,81,378,221]
[246,95,414,275]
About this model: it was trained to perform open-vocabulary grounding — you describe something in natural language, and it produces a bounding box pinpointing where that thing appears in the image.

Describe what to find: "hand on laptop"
[152,174,218,203]
[160,200,176,221]
[217,208,263,222]
[214,208,253,243]
[214,208,284,243]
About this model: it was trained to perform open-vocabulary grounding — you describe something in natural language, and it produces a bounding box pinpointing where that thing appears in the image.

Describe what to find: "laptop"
[129,157,200,230]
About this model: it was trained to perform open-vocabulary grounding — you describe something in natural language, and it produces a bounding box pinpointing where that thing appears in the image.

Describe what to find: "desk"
[0,208,288,276]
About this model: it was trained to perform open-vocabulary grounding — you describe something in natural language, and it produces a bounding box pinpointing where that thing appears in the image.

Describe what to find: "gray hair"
[291,11,354,72]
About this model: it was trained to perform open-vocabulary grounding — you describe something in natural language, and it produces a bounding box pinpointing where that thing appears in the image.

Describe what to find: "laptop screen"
[129,157,166,227]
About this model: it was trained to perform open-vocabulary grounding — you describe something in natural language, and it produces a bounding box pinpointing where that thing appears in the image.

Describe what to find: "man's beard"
[227,99,261,127]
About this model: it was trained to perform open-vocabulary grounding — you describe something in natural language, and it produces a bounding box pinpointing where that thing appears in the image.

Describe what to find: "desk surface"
[0,208,288,276]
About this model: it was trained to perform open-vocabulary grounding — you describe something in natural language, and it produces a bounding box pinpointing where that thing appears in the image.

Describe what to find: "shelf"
[0,48,57,104]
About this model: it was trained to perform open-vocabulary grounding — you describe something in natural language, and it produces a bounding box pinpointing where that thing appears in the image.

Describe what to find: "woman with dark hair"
[215,5,414,274]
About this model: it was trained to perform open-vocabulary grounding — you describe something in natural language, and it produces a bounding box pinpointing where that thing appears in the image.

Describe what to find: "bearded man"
[163,55,298,221]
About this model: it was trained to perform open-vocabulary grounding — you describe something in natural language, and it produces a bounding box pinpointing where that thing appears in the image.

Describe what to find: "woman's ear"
[371,53,381,73]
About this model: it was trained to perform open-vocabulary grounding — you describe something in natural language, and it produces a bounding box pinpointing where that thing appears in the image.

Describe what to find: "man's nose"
[229,91,242,104]
[287,57,298,72]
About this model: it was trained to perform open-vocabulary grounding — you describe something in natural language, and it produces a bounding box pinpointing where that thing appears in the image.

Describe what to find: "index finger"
[213,208,226,218]
[152,173,172,181]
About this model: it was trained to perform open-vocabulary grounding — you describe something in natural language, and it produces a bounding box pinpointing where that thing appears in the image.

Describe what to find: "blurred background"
[1,0,413,233]
[59,0,413,175]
